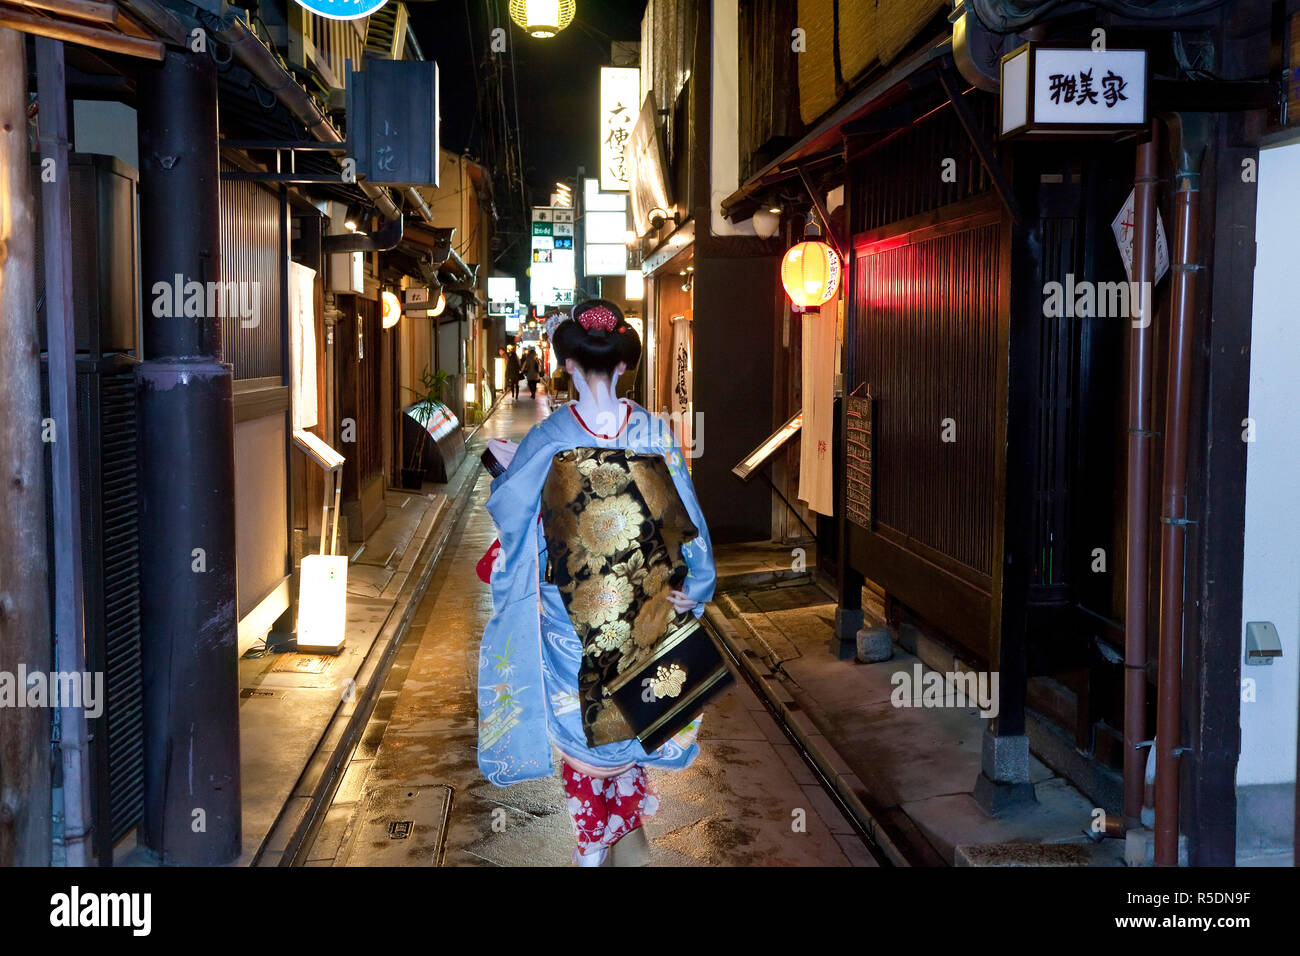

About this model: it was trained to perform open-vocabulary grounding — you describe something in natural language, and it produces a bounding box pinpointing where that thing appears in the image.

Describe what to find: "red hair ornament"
[577,305,619,332]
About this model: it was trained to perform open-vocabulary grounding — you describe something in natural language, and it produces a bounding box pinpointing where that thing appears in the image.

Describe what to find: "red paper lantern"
[781,221,840,310]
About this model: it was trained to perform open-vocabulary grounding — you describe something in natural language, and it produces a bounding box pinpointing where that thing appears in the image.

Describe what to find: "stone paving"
[722,583,1128,866]
[306,393,879,867]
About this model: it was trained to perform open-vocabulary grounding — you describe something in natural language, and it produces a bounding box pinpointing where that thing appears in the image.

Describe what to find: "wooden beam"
[8,0,116,25]
[0,6,164,59]
[34,35,91,868]
[0,24,53,867]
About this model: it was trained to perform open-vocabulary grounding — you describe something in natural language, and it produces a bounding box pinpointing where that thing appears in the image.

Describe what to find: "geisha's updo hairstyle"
[552,298,642,378]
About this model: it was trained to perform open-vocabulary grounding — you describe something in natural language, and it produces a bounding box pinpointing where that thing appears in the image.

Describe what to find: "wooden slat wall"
[852,95,996,234]
[852,218,1001,578]
[219,168,283,380]
[843,92,1007,656]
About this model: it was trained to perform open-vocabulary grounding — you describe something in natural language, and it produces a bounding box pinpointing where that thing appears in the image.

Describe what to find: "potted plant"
[401,366,450,489]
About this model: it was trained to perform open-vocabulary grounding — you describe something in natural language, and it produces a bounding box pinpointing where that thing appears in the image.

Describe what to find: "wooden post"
[35,36,91,867]
[0,26,53,867]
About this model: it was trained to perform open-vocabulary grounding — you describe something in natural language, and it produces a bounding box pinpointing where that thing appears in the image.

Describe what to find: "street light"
[509,0,575,39]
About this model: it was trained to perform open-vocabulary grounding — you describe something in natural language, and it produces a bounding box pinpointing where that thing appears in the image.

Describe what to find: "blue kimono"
[477,401,716,787]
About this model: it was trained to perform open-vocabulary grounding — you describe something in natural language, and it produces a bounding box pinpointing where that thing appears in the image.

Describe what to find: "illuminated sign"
[586,244,627,276]
[599,67,640,191]
[583,177,628,277]
[530,206,575,307]
[488,276,519,315]
[381,291,401,328]
[733,412,804,481]
[295,0,388,20]
[1001,44,1146,138]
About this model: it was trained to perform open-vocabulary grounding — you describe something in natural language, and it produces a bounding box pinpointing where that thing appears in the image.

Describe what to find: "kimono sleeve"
[664,441,715,616]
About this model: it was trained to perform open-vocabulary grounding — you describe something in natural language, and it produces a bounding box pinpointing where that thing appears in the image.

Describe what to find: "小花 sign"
[1000,44,1146,138]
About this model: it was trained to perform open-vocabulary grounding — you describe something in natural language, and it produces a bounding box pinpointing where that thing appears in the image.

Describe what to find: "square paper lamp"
[296,554,349,652]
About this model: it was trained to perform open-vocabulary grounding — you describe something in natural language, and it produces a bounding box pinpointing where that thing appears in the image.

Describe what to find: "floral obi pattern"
[540,447,699,748]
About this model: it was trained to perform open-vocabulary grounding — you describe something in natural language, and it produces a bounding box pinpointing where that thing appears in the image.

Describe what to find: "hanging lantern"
[381,290,402,329]
[781,219,840,311]
[509,0,575,39]
[429,292,446,317]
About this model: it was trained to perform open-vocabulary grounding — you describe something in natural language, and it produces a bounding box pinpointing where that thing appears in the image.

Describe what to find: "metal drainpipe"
[406,187,435,224]
[1123,121,1160,833]
[1154,112,1210,866]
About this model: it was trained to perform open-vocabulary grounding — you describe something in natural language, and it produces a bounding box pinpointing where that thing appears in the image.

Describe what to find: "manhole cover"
[343,786,452,866]
[270,654,333,675]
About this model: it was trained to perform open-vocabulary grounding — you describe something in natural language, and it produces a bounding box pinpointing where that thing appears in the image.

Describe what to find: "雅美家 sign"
[1001,44,1147,138]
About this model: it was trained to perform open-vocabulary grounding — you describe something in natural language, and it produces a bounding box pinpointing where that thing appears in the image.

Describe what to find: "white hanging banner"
[288,261,318,430]
[799,306,837,516]
[670,314,693,458]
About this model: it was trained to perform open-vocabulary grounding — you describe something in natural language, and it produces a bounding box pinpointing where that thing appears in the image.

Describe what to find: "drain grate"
[240,688,281,699]
[270,654,333,675]
[388,821,413,840]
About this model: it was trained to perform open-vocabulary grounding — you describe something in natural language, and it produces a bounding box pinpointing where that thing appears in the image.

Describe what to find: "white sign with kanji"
[1034,49,1146,126]
[1111,188,1169,284]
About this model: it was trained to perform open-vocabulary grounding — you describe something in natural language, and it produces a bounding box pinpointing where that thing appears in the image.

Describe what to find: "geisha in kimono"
[477,299,715,867]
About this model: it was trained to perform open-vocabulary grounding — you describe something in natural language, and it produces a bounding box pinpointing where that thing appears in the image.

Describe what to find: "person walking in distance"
[522,347,541,399]
[504,345,521,401]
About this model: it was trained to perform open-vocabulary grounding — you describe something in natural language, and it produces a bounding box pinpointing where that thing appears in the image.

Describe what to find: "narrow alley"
[300,392,880,867]
[1,0,1291,938]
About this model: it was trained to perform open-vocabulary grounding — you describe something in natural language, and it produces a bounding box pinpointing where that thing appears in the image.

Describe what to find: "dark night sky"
[409,0,647,208]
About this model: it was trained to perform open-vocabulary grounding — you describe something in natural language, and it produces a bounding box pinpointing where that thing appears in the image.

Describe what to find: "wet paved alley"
[302,393,881,867]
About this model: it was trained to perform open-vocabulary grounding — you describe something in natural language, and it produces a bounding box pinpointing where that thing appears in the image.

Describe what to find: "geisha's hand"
[665,589,698,614]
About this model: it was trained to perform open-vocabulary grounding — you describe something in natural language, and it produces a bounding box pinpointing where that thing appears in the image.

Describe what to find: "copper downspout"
[1123,122,1160,831]
[1154,113,1209,866]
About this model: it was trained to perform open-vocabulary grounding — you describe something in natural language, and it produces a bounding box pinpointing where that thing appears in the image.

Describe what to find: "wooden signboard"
[845,394,873,530]
[347,59,440,188]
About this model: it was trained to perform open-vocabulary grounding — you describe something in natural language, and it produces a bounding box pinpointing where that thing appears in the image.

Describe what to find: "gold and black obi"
[540,447,699,748]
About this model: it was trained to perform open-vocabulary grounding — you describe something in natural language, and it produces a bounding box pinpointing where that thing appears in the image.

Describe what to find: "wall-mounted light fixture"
[381,290,402,329]
[751,209,780,239]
